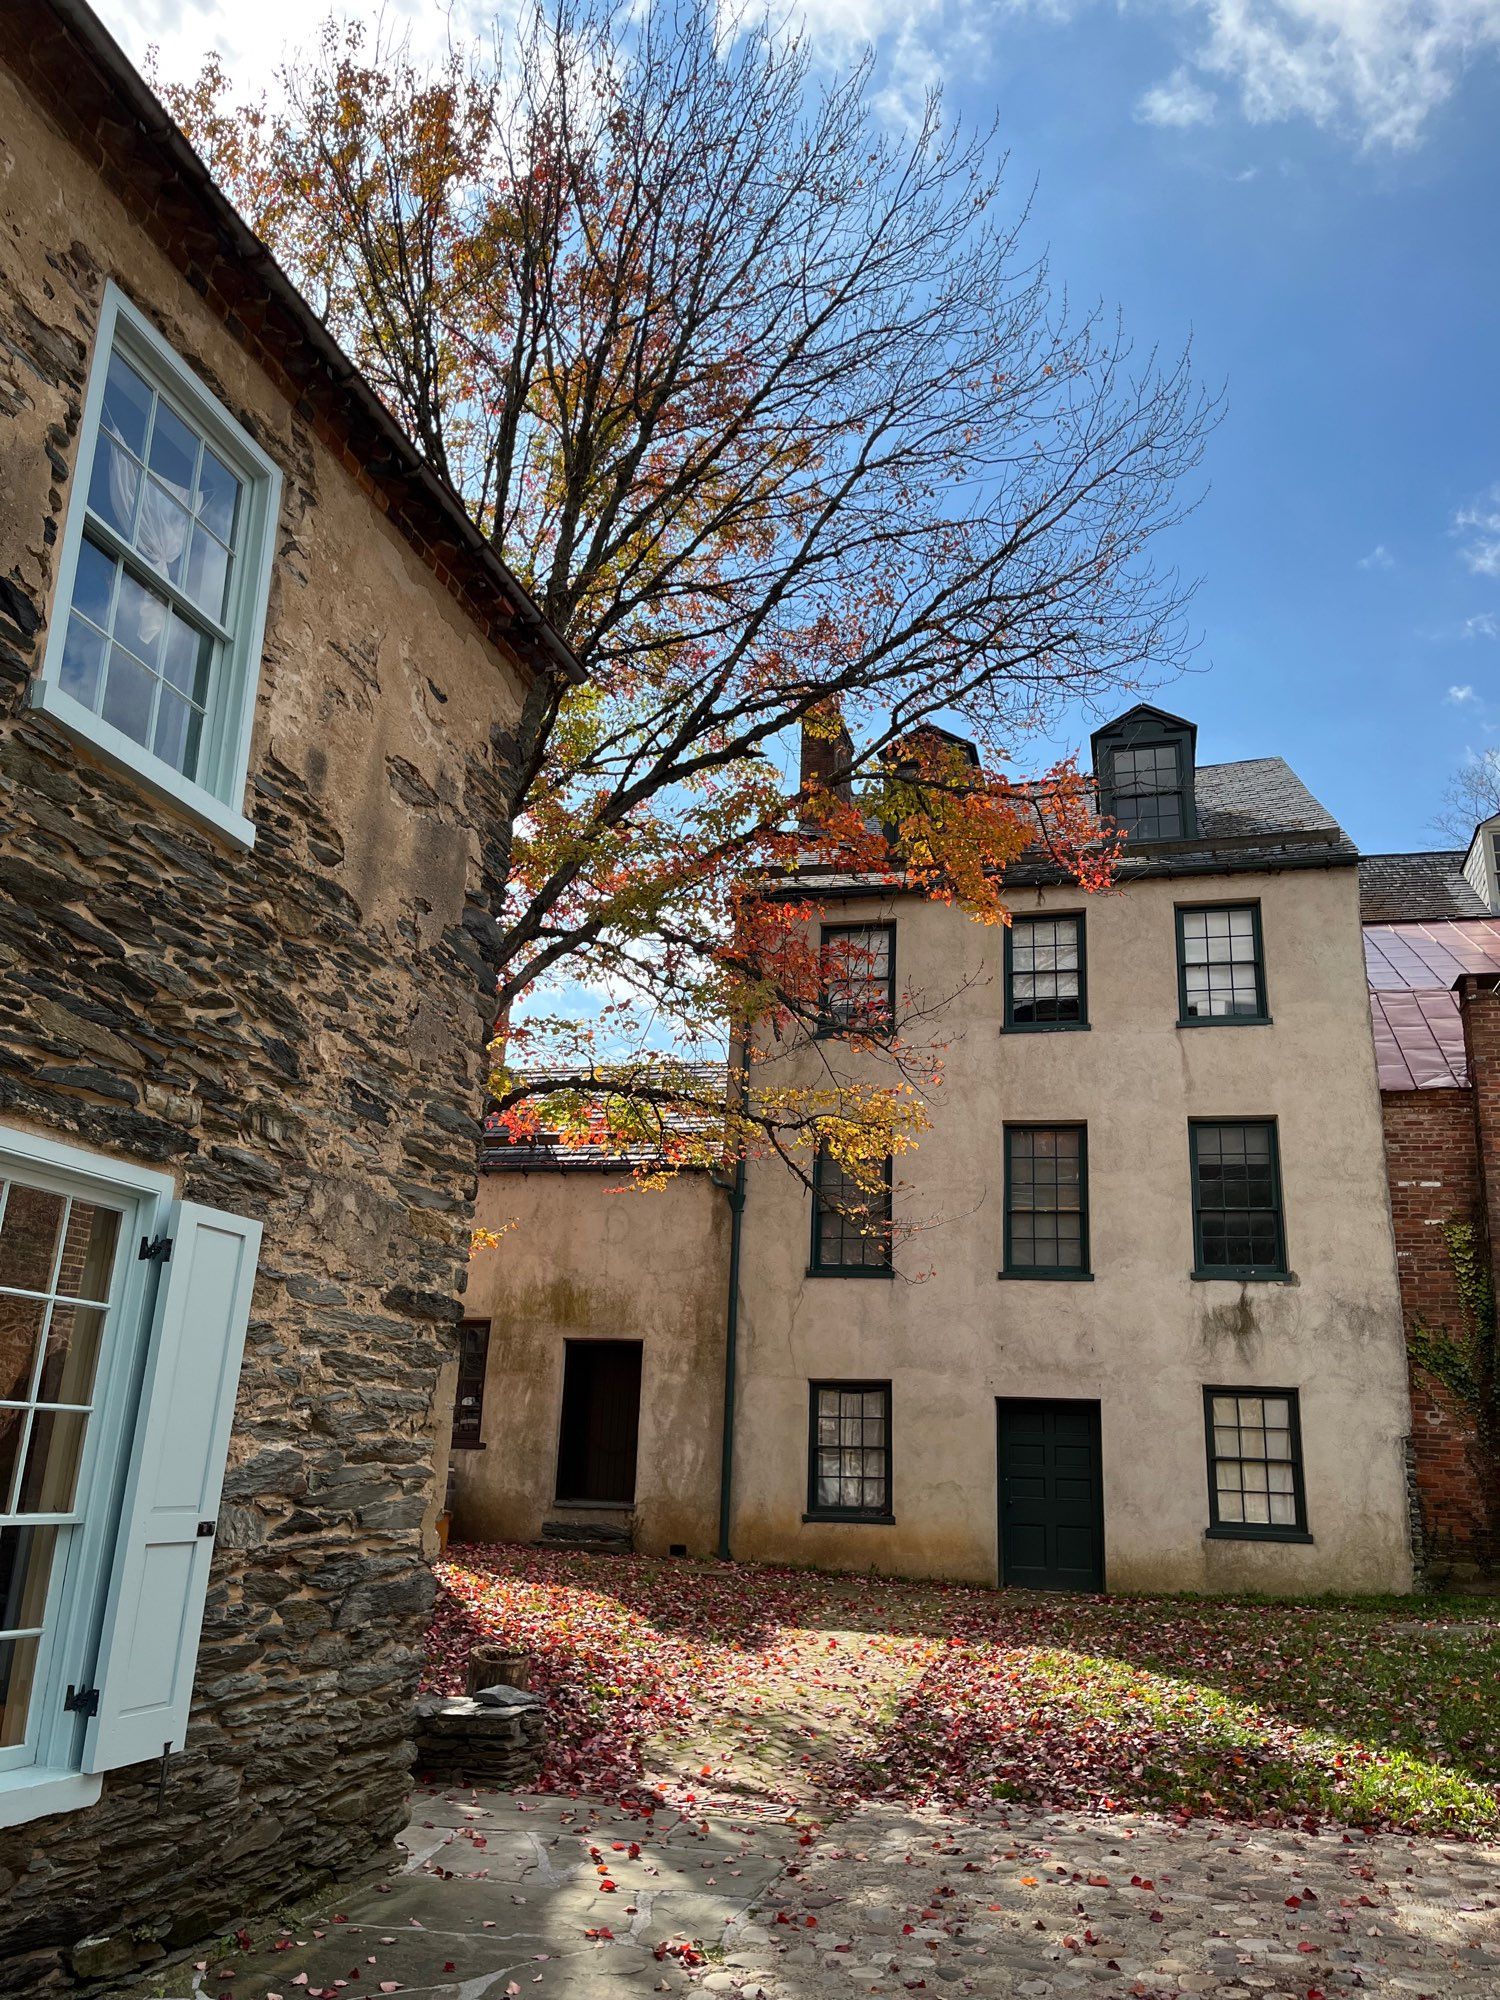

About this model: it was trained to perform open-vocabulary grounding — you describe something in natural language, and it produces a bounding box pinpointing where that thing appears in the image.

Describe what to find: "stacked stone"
[413,1688,545,1789]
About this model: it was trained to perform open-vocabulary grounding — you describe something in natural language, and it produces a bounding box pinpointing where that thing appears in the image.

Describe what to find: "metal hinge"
[138,1235,173,1264]
[64,1684,100,1717]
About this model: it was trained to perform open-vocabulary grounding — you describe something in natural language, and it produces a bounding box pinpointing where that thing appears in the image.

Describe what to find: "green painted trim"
[1002,1123,1090,1278]
[809,1148,893,1275]
[1174,899,1269,1026]
[1003,911,1089,1031]
[806,1379,893,1521]
[1188,1118,1287,1279]
[1202,1382,1309,1538]
[815,920,896,1039]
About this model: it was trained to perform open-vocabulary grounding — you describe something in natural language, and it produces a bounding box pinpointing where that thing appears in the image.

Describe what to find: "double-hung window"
[818,923,895,1036]
[1004,914,1087,1030]
[807,1382,892,1521]
[0,1126,260,1827]
[1107,742,1186,841]
[1003,1126,1089,1278]
[1177,905,1268,1023]
[33,283,280,849]
[452,1321,491,1450]
[1189,1121,1287,1279]
[1204,1388,1309,1540]
[810,1150,893,1276]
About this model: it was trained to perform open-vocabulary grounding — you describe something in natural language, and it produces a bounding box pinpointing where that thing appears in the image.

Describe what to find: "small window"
[452,1321,490,1450]
[1204,1388,1309,1540]
[1109,741,1185,841]
[1005,914,1087,1030]
[1177,905,1267,1023]
[810,1150,892,1276]
[1004,1126,1089,1277]
[819,923,895,1035]
[34,284,280,849]
[807,1382,892,1520]
[1190,1121,1286,1278]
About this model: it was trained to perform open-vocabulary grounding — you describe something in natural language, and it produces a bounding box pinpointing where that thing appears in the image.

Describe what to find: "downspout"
[717,1046,750,1561]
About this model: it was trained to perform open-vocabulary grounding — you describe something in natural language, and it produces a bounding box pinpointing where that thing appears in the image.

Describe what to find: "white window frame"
[30,281,281,850]
[0,1125,174,1828]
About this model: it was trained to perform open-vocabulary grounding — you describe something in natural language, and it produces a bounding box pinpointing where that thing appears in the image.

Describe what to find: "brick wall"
[1381,1084,1497,1577]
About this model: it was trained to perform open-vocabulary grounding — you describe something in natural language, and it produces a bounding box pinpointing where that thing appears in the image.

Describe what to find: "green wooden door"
[997,1398,1104,1591]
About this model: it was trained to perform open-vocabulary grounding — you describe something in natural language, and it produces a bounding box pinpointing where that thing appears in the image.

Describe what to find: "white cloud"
[1135,64,1219,125]
[1462,611,1500,639]
[1456,486,1500,576]
[1447,683,1478,703]
[1357,542,1395,569]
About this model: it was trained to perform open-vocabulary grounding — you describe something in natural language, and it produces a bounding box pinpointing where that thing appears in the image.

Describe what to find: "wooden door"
[556,1340,642,1503]
[997,1398,1104,1591]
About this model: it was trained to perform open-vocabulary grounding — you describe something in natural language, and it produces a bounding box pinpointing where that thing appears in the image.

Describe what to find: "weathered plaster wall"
[451,1171,729,1556]
[731,866,1416,1594]
[0,62,528,1995]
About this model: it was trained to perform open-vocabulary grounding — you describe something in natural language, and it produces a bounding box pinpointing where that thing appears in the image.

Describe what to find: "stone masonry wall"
[1380,1087,1496,1578]
[0,56,532,1997]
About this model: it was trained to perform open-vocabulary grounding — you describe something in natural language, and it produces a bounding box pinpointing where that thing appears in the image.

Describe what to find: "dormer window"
[1091,705,1197,845]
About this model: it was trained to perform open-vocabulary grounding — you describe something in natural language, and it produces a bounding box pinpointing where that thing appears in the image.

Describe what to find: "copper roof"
[1363,918,1500,1090]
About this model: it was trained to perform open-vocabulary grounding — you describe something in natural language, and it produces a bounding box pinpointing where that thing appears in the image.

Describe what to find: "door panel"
[556,1341,642,1504]
[997,1398,1104,1591]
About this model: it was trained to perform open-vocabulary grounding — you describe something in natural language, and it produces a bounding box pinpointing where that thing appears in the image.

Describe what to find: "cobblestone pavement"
[158,1784,1499,2000]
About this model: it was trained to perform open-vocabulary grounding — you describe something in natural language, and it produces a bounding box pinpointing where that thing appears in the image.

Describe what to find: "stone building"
[1361,855,1500,1583]
[455,706,1417,1596]
[0,6,578,1991]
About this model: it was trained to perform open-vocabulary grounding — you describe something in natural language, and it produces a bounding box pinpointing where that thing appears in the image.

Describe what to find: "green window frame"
[817,922,896,1038]
[805,1381,893,1522]
[1002,1125,1090,1279]
[1106,739,1187,841]
[1189,1120,1287,1280]
[1003,913,1088,1031]
[1176,903,1268,1025]
[809,1150,893,1277]
[1203,1386,1311,1542]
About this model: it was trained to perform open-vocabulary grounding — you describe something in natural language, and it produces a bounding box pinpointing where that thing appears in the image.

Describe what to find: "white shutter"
[83,1200,261,1773]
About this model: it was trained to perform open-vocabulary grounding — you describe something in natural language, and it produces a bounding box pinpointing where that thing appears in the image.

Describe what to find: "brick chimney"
[798,707,854,815]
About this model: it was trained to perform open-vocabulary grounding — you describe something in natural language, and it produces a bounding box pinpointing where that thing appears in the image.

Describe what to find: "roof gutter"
[43,0,585,689]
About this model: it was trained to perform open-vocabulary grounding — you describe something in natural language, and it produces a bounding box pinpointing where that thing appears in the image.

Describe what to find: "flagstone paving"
[151,1785,1499,2000]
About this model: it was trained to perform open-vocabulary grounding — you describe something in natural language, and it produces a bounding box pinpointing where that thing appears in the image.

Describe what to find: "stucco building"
[0,6,577,1990]
[455,706,1417,1597]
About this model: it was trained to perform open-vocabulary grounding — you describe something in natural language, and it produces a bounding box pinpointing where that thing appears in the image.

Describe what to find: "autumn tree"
[159,0,1211,1209]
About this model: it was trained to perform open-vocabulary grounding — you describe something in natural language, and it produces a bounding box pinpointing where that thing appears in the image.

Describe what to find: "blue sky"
[103,0,1500,853]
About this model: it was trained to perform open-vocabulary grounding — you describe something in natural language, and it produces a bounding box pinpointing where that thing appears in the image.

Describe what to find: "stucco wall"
[730,865,1416,1594]
[451,1170,730,1556]
[0,59,529,1995]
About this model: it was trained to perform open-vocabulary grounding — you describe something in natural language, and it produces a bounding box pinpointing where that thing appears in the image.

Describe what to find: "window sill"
[997,1269,1094,1282]
[1177,1015,1272,1030]
[0,1767,103,1829]
[1002,1021,1091,1035]
[1191,1269,1297,1285]
[802,1512,895,1526]
[1205,1525,1313,1545]
[451,1441,486,1451]
[28,679,256,851]
[806,1266,895,1280]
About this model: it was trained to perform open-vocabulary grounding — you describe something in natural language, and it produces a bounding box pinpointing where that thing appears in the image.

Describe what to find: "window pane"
[1194,1124,1281,1271]
[1181,906,1263,1018]
[814,1151,892,1270]
[822,927,893,1032]
[0,1185,65,1292]
[0,1297,45,1403]
[60,614,108,710]
[35,1305,107,1407]
[16,1410,88,1515]
[1209,1389,1302,1534]
[148,400,199,496]
[100,351,152,456]
[87,430,143,540]
[1009,916,1082,1024]
[153,689,203,777]
[196,449,241,543]
[1007,1128,1085,1271]
[184,524,231,621]
[72,536,117,628]
[102,644,155,747]
[114,569,170,668]
[811,1384,890,1513]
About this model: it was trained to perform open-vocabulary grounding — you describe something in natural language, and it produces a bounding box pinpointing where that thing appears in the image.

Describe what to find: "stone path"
[152,1785,1500,2000]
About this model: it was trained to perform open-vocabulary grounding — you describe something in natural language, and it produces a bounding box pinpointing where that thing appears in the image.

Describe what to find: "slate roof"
[1357,853,1489,923]
[483,1063,729,1172]
[791,755,1357,899]
[1363,918,1500,1089]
